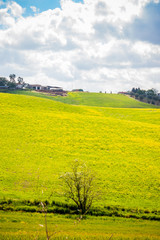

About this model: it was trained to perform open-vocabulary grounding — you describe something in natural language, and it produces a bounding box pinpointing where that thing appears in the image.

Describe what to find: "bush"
[7,199,12,204]
[139,95,144,101]
[144,209,150,214]
[15,206,37,212]
[135,93,139,99]
[33,199,40,206]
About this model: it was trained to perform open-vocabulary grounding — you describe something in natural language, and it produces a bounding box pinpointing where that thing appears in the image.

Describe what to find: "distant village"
[0,74,84,96]
[0,74,160,105]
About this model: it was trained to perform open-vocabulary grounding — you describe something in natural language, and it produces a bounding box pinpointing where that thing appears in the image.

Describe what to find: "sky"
[0,0,160,92]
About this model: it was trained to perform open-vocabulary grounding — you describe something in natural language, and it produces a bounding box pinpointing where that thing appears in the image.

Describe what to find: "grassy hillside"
[0,93,160,212]
[6,90,159,108]
[51,92,159,108]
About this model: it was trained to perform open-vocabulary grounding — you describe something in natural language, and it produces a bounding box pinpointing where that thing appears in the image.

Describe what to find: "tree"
[146,88,157,98]
[9,74,16,83]
[135,93,139,99]
[0,77,8,86]
[60,160,98,215]
[131,87,136,93]
[139,95,144,101]
[17,77,24,85]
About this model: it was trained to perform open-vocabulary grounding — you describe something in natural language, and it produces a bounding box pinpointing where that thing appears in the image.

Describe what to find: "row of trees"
[0,74,24,88]
[130,88,160,105]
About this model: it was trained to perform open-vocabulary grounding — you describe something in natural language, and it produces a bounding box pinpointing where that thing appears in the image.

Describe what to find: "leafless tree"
[60,160,98,215]
[40,201,53,240]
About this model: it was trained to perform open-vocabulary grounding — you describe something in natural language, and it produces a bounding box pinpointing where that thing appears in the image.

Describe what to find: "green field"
[0,211,160,240]
[50,92,160,108]
[0,92,160,238]
[6,90,159,108]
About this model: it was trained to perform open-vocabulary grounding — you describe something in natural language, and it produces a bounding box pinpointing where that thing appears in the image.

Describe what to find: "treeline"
[0,74,25,89]
[129,88,160,105]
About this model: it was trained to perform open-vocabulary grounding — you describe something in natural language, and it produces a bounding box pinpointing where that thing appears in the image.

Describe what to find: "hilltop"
[4,90,159,108]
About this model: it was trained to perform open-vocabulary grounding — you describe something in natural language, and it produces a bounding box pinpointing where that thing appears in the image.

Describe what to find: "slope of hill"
[7,90,159,108]
[0,93,160,211]
[51,92,159,108]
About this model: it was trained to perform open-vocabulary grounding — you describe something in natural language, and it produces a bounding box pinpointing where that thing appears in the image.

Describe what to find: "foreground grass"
[0,93,160,211]
[0,211,160,239]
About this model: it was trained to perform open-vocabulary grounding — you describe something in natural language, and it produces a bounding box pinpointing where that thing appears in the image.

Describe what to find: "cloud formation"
[0,0,160,92]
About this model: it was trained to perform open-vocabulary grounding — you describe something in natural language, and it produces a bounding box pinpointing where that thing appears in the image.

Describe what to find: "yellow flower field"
[0,92,160,211]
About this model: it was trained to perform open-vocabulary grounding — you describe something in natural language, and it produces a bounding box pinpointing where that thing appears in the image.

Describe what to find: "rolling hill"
[7,90,159,108]
[0,92,160,212]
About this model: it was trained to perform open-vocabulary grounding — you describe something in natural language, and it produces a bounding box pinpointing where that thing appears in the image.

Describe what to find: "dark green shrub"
[51,200,56,206]
[7,199,12,204]
[44,200,50,206]
[142,215,148,220]
[69,204,77,210]
[0,200,8,205]
[149,216,160,221]
[16,206,37,212]
[21,200,31,205]
[144,209,150,214]
[33,199,40,206]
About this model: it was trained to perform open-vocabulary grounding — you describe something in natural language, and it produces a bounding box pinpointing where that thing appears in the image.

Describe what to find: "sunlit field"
[7,90,159,108]
[0,92,160,211]
[0,211,160,240]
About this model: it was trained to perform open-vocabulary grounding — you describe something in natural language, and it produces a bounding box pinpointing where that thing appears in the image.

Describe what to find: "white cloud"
[30,6,37,13]
[0,1,24,27]
[7,1,24,17]
[0,0,160,92]
[0,8,15,26]
[30,6,39,14]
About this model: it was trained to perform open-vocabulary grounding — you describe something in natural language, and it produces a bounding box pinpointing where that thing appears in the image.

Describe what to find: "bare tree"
[60,160,98,215]
[40,201,54,240]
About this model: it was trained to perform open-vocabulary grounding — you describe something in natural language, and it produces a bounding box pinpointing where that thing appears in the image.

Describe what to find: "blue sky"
[0,0,160,92]
[3,0,83,15]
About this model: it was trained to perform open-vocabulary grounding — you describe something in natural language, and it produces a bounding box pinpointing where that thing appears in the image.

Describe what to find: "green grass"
[51,92,159,108]
[1,199,160,221]
[5,90,159,108]
[0,92,160,212]
[0,211,160,239]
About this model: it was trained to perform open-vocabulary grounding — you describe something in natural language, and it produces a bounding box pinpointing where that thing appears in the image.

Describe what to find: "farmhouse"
[72,89,84,92]
[29,85,63,91]
[29,84,42,90]
[48,86,63,91]
[118,91,128,95]
[0,85,9,89]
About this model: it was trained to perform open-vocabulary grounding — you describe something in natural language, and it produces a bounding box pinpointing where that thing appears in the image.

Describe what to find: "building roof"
[29,84,42,87]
